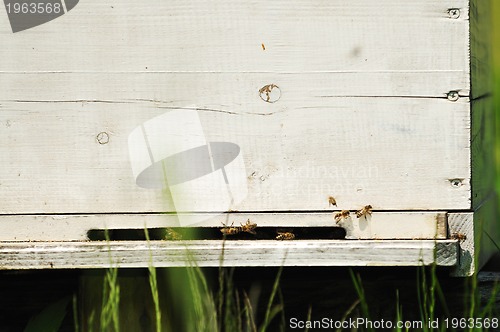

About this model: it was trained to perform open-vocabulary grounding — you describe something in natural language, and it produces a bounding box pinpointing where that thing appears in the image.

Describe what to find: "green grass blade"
[72,293,79,332]
[416,265,430,332]
[395,290,403,332]
[88,310,95,332]
[348,269,371,326]
[336,299,360,332]
[259,266,284,332]
[100,229,120,332]
[23,296,70,332]
[483,230,500,253]
[144,228,162,332]
[277,288,286,332]
[304,306,312,332]
[243,291,258,332]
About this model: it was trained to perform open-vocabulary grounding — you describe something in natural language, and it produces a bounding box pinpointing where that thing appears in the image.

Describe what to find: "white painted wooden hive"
[0,0,496,276]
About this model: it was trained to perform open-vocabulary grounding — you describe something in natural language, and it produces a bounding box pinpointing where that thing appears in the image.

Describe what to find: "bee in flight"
[334,210,350,224]
[276,231,295,240]
[355,205,372,218]
[240,219,257,235]
[450,232,467,241]
[328,196,337,207]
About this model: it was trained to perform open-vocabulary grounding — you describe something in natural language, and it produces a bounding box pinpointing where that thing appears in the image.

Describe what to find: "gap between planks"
[0,212,447,241]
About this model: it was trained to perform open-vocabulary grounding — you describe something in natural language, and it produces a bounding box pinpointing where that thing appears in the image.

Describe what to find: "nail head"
[447,91,459,102]
[448,8,460,19]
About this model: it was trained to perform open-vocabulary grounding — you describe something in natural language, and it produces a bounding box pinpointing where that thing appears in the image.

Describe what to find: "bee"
[451,232,467,241]
[334,210,350,224]
[276,231,295,240]
[328,196,337,207]
[240,219,257,235]
[220,222,241,236]
[164,228,182,240]
[355,205,372,218]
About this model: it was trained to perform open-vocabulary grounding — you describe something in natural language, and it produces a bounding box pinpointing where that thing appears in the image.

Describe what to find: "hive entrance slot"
[86,227,346,241]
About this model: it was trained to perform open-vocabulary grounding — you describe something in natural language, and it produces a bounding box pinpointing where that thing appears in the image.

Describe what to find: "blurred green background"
[494,1,500,178]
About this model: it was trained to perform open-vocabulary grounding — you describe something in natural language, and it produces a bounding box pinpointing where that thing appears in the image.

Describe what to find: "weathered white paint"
[448,213,474,277]
[337,212,446,240]
[0,0,471,215]
[0,240,458,270]
[0,98,471,214]
[449,196,500,277]
[0,212,447,241]
[0,0,480,275]
[0,0,469,73]
[0,72,470,102]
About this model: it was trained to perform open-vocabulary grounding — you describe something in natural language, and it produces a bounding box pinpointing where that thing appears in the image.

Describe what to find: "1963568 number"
[6,2,62,14]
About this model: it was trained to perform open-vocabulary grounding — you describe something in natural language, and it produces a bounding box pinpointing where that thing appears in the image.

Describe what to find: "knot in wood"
[96,132,110,144]
[259,84,281,103]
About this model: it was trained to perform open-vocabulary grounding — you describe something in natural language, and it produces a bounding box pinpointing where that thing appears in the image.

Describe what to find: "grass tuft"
[99,229,120,332]
[144,228,162,332]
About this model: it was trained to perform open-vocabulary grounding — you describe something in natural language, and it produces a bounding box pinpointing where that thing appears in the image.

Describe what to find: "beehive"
[0,0,496,276]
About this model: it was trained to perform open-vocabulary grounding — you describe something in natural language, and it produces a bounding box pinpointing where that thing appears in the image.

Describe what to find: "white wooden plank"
[0,240,458,269]
[448,200,499,277]
[449,196,500,277]
[0,0,477,272]
[0,0,469,74]
[0,212,446,241]
[337,212,446,240]
[0,98,470,214]
[0,72,470,101]
[448,212,474,276]
[0,0,472,215]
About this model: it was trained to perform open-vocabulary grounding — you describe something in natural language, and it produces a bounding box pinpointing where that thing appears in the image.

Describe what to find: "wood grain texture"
[334,212,447,240]
[0,71,470,101]
[0,240,458,269]
[448,212,474,276]
[0,0,469,74]
[0,0,471,215]
[0,0,479,271]
[0,212,447,241]
[449,197,499,277]
[0,99,471,214]
[471,97,496,208]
